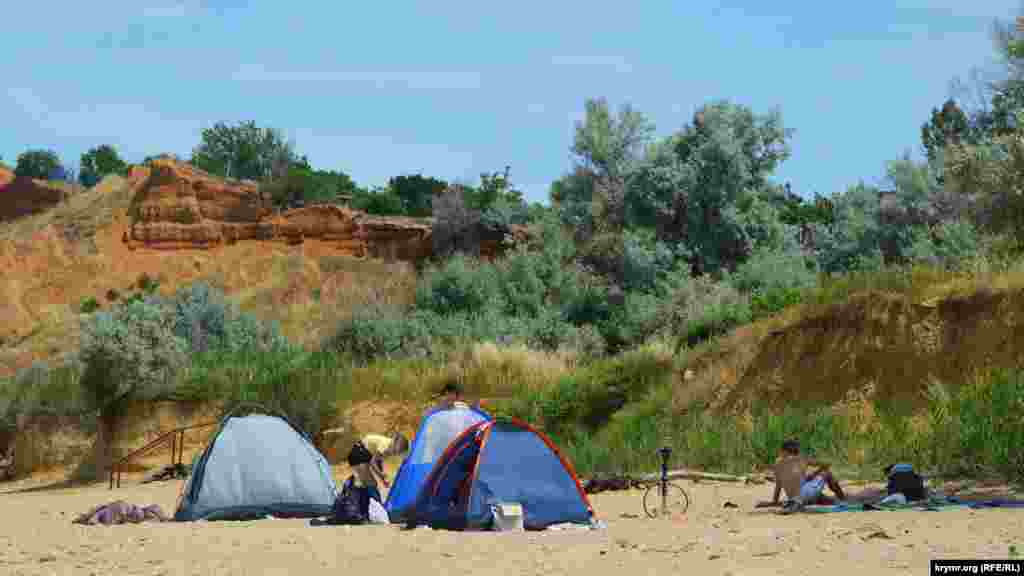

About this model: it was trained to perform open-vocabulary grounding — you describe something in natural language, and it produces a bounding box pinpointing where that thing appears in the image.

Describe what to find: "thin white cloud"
[231,63,482,91]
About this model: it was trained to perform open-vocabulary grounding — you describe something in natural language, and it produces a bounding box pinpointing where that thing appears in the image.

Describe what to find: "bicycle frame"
[659,446,671,516]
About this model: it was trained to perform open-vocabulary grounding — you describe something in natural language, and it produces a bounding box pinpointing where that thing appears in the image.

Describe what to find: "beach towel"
[799,496,964,513]
[73,501,170,525]
[965,500,1024,509]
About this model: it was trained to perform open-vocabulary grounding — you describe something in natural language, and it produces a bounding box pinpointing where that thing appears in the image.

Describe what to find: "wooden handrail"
[109,422,217,489]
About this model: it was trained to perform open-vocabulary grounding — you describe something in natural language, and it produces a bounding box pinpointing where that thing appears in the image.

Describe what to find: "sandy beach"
[1,471,1020,576]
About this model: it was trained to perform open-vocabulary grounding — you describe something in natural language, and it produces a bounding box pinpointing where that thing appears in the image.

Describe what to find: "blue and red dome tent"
[384,404,491,522]
[407,418,595,530]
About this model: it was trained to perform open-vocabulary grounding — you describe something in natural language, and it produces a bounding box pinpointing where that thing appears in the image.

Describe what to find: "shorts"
[797,474,826,504]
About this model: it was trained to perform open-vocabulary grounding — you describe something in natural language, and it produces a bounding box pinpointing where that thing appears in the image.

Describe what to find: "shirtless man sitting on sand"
[765,439,847,513]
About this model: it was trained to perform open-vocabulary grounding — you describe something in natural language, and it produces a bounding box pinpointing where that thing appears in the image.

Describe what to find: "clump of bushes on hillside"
[0,282,340,475]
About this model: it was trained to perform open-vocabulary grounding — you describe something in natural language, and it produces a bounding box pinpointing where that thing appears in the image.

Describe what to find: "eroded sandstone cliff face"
[0,170,83,223]
[124,159,434,258]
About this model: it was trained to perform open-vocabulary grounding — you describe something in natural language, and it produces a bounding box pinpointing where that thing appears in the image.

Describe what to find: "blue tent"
[384,404,490,522]
[410,418,595,530]
[174,410,337,521]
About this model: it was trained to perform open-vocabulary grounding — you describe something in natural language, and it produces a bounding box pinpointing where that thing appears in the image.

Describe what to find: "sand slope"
[1,475,1020,576]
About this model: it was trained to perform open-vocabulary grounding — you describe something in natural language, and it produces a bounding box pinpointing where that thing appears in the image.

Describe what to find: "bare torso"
[774,456,809,500]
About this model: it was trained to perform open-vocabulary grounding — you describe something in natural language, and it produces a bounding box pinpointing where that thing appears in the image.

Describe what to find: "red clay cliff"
[124,158,433,259]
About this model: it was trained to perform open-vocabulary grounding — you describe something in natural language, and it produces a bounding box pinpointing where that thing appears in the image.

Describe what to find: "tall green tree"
[14,149,62,180]
[943,109,1024,242]
[549,167,597,239]
[629,100,794,274]
[945,9,1024,141]
[78,298,185,478]
[79,144,128,187]
[191,121,296,182]
[935,7,1024,241]
[811,182,889,274]
[921,99,973,164]
[571,98,654,235]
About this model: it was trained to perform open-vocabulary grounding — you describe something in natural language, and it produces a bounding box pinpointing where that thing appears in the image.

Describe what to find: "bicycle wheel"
[643,482,690,518]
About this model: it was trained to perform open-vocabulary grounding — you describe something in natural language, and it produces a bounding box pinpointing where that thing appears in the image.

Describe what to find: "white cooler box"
[490,503,524,531]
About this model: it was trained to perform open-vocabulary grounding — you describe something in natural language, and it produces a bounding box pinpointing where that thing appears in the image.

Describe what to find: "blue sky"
[1,1,1019,203]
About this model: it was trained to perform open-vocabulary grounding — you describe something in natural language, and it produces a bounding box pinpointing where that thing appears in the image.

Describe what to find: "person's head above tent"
[438,379,468,409]
[429,380,484,414]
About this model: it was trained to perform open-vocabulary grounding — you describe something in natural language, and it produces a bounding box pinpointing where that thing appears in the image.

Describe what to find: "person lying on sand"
[763,439,847,513]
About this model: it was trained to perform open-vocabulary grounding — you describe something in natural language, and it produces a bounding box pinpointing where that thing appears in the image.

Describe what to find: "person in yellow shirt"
[350,433,409,505]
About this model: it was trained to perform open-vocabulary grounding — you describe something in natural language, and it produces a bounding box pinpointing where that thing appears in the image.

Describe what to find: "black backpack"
[347,441,373,466]
[886,464,926,501]
[331,476,368,525]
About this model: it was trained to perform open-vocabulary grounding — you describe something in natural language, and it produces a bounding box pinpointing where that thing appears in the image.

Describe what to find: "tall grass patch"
[515,353,1024,482]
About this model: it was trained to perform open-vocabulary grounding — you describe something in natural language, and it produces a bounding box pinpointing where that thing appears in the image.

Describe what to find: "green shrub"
[598,290,663,352]
[79,296,100,314]
[731,244,816,318]
[78,298,187,439]
[500,348,674,439]
[415,255,503,316]
[224,348,343,438]
[324,307,432,363]
[561,274,614,327]
[168,282,288,354]
[0,361,86,426]
[926,369,1024,479]
[494,248,554,318]
[665,275,752,348]
[750,285,804,319]
[906,219,984,271]
[177,347,346,438]
[137,273,160,295]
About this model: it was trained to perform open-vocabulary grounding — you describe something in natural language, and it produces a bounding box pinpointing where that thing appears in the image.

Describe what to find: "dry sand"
[1,473,1021,576]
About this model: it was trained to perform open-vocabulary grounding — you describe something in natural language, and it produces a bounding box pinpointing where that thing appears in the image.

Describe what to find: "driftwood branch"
[636,469,772,484]
[582,469,774,494]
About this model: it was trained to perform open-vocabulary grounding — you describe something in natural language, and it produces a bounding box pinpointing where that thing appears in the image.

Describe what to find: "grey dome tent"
[174,405,337,521]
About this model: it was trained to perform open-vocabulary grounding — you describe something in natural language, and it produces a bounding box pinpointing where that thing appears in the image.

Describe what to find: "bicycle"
[642,446,690,519]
